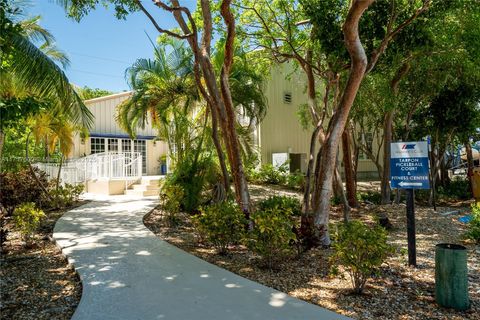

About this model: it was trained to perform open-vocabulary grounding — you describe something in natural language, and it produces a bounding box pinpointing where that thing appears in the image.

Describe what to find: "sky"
[32,1,195,92]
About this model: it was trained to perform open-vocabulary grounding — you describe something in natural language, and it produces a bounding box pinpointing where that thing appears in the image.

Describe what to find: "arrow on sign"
[399,181,423,187]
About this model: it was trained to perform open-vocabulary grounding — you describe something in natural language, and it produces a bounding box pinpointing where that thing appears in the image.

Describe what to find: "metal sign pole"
[406,188,416,266]
[391,141,429,268]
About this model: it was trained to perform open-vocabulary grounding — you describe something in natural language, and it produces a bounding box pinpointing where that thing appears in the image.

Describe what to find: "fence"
[34,152,142,187]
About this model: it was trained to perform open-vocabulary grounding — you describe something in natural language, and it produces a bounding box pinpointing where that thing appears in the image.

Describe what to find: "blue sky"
[32,1,192,92]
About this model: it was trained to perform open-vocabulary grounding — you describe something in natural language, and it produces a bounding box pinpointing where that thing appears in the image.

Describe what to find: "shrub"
[286,170,305,190]
[357,191,382,205]
[438,177,471,201]
[46,183,84,208]
[258,195,301,217]
[0,168,48,216]
[193,201,246,254]
[330,220,393,294]
[465,202,480,243]
[246,206,296,269]
[257,163,288,185]
[13,202,45,245]
[163,154,218,213]
[160,184,184,227]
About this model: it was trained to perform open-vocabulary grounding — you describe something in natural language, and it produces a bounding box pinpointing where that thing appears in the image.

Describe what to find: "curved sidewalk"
[54,194,350,320]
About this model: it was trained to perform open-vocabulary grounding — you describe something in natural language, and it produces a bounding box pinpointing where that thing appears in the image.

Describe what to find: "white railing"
[34,152,142,186]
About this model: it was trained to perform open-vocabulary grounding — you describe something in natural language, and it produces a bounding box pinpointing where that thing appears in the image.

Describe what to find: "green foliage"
[162,154,218,213]
[193,201,246,254]
[13,202,45,244]
[77,86,114,100]
[258,195,301,217]
[47,182,84,209]
[249,163,287,185]
[437,177,471,201]
[159,183,184,227]
[330,220,393,294]
[465,202,480,244]
[0,168,48,216]
[246,206,296,269]
[356,191,382,205]
[286,170,305,190]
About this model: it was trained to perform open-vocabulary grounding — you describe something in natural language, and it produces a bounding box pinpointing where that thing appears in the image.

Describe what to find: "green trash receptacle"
[435,243,470,310]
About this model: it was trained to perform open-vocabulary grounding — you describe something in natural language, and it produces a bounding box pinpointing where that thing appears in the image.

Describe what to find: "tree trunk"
[56,155,64,191]
[465,142,474,196]
[381,110,394,204]
[25,132,53,202]
[170,0,251,214]
[0,129,4,160]
[308,0,373,247]
[210,104,230,194]
[334,149,351,222]
[342,128,358,207]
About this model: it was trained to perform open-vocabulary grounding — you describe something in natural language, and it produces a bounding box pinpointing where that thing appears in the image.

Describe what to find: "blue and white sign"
[390,141,430,189]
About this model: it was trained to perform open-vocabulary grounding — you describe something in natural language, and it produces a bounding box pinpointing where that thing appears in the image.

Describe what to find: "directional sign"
[390,141,430,189]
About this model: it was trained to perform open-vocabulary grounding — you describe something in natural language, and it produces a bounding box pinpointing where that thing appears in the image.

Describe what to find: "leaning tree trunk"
[306,0,373,247]
[381,110,394,204]
[342,128,358,208]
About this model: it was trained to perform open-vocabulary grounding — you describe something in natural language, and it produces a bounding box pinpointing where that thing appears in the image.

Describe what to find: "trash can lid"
[436,243,466,250]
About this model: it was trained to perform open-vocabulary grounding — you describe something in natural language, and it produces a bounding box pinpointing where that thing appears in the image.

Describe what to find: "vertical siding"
[260,63,315,169]
[85,92,158,137]
[260,63,382,176]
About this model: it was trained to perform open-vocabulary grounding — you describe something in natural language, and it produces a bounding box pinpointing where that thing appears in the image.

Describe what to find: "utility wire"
[69,52,132,64]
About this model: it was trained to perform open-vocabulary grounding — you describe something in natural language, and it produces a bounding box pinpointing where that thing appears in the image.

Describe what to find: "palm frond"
[10,33,93,128]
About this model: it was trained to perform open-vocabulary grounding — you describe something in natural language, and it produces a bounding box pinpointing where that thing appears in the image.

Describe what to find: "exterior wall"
[68,92,168,176]
[86,179,134,195]
[259,62,383,178]
[259,63,314,170]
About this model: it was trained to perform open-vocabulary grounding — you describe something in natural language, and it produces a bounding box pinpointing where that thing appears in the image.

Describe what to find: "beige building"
[68,64,380,189]
[70,92,168,176]
[258,62,382,179]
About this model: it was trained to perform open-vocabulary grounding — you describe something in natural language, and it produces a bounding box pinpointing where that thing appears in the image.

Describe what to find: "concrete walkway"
[54,194,350,320]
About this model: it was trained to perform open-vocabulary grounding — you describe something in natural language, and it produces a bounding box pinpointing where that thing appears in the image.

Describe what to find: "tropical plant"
[0,167,49,216]
[13,202,45,245]
[465,202,480,244]
[0,2,92,157]
[258,195,302,217]
[193,201,246,255]
[246,206,296,269]
[330,220,393,294]
[117,38,199,164]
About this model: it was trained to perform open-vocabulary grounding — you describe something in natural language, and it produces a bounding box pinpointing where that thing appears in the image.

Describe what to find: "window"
[108,138,118,152]
[121,139,131,153]
[134,140,147,174]
[283,91,292,104]
[90,138,105,154]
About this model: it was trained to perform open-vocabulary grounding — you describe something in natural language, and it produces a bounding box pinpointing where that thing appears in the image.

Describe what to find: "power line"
[71,69,125,79]
[69,52,132,64]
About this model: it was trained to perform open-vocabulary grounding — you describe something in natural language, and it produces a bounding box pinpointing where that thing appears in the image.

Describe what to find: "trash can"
[472,167,480,200]
[435,243,470,310]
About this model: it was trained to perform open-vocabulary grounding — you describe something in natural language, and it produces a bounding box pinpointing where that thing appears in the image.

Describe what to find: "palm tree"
[0,2,93,157]
[117,38,202,166]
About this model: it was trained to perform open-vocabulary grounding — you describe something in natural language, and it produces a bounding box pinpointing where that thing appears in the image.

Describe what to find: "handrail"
[33,152,143,186]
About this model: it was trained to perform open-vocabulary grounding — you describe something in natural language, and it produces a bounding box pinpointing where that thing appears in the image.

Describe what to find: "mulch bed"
[144,185,479,320]
[0,202,86,320]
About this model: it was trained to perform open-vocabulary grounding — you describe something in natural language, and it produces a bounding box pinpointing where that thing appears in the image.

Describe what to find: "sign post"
[390,141,430,267]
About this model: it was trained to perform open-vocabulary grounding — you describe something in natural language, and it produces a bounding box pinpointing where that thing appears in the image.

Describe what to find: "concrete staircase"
[124,176,163,197]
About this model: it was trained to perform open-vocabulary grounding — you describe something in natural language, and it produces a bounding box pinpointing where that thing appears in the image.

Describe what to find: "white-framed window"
[108,138,118,152]
[90,137,148,174]
[90,138,105,154]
